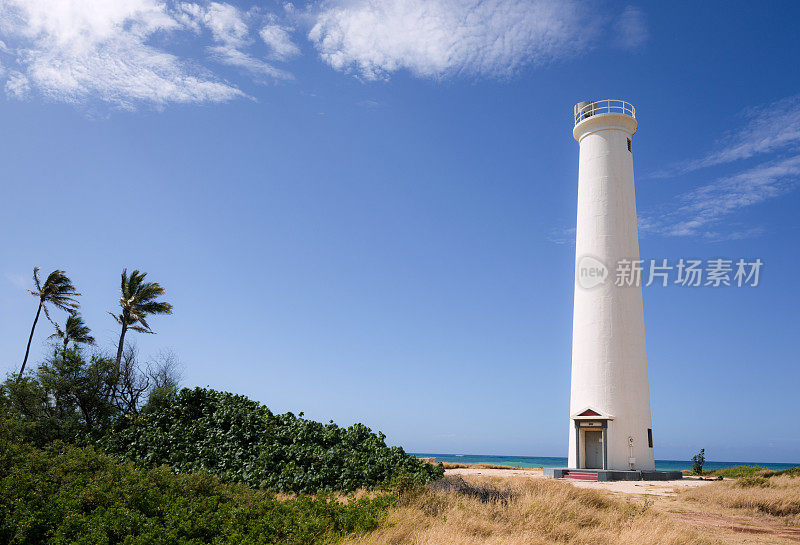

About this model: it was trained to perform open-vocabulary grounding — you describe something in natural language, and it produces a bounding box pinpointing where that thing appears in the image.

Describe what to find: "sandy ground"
[444,467,714,496]
[445,467,546,479]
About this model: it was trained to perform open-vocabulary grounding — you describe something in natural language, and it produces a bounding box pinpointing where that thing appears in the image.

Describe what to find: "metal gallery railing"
[574,100,635,126]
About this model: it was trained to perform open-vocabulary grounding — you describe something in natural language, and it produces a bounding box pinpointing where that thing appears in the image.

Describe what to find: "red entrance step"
[562,471,599,481]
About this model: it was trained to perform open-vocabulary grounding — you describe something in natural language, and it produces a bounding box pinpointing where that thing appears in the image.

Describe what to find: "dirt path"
[672,511,800,543]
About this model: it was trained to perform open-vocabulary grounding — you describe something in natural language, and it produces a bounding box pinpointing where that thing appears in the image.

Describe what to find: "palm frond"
[115,268,171,337]
[135,314,151,331]
[39,270,81,310]
[65,314,95,345]
[121,269,129,299]
[48,323,66,340]
[41,303,54,325]
[137,301,173,315]
[32,267,42,292]
[51,299,80,313]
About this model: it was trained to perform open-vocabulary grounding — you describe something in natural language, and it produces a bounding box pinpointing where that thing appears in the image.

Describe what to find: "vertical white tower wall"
[567,100,655,471]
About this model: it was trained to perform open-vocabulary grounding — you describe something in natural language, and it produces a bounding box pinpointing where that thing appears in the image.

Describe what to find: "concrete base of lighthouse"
[543,468,683,481]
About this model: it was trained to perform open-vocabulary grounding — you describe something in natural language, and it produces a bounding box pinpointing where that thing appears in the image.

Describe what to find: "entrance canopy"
[571,407,615,421]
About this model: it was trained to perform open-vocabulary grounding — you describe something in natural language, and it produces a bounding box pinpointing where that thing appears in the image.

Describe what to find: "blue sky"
[1,0,799,463]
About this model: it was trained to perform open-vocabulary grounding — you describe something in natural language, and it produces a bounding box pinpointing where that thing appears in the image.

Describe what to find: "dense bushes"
[102,387,443,493]
[4,355,443,496]
[1,346,179,448]
[0,438,394,545]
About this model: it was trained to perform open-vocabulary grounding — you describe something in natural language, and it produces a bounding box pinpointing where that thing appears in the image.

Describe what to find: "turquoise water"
[412,453,799,472]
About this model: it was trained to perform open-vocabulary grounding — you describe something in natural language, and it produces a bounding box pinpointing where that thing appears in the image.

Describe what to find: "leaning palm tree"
[109,269,173,372]
[49,314,96,349]
[19,267,81,381]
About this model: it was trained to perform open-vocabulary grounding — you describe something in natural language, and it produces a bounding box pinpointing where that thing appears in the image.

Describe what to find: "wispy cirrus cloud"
[179,2,296,80]
[0,0,246,108]
[0,0,641,109]
[644,155,800,238]
[639,94,800,239]
[547,226,576,245]
[307,0,603,80]
[0,0,300,109]
[260,21,301,61]
[655,94,800,178]
[614,5,647,50]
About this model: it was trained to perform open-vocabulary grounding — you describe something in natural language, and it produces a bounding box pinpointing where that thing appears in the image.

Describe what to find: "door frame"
[571,408,613,470]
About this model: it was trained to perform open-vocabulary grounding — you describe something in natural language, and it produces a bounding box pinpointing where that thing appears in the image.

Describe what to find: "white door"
[585,431,603,469]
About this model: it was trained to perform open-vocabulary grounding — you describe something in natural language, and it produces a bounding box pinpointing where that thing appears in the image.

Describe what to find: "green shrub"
[763,466,800,478]
[705,465,799,479]
[734,475,771,488]
[691,448,705,475]
[0,437,394,545]
[713,465,769,479]
[101,387,443,493]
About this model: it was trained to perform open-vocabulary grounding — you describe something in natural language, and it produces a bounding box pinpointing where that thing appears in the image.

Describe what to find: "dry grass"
[340,475,706,545]
[681,474,800,524]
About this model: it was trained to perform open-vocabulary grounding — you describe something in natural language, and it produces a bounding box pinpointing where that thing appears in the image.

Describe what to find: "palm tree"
[18,267,81,381]
[49,314,96,349]
[109,269,173,372]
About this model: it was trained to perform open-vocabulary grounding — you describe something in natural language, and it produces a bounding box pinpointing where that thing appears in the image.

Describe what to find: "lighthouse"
[567,100,654,473]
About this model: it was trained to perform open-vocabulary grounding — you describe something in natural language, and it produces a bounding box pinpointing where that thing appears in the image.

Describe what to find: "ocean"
[412,453,799,472]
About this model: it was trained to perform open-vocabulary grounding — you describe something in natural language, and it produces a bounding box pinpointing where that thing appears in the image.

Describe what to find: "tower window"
[647,428,653,448]
[627,138,632,152]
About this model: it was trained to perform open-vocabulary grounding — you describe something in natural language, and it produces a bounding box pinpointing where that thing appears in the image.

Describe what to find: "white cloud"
[547,226,576,245]
[656,94,800,177]
[643,155,800,237]
[260,23,301,61]
[4,70,29,98]
[0,0,245,108]
[0,0,642,108]
[308,0,600,80]
[641,94,800,239]
[614,5,647,50]
[179,2,293,80]
[202,2,250,46]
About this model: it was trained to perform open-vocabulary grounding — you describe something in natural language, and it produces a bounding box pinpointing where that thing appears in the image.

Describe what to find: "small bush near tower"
[692,449,706,474]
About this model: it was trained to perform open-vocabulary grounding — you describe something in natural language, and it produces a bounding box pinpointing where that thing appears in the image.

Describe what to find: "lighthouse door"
[585,431,603,469]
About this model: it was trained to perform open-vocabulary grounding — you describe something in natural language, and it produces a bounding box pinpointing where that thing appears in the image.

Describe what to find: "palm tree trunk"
[18,301,43,382]
[110,322,128,401]
[115,322,127,372]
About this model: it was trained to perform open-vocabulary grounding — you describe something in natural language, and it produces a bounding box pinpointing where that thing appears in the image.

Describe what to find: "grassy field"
[341,470,800,545]
[681,474,800,524]
[341,474,703,544]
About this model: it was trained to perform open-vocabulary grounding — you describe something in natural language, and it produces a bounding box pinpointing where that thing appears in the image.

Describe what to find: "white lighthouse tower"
[566,100,655,473]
